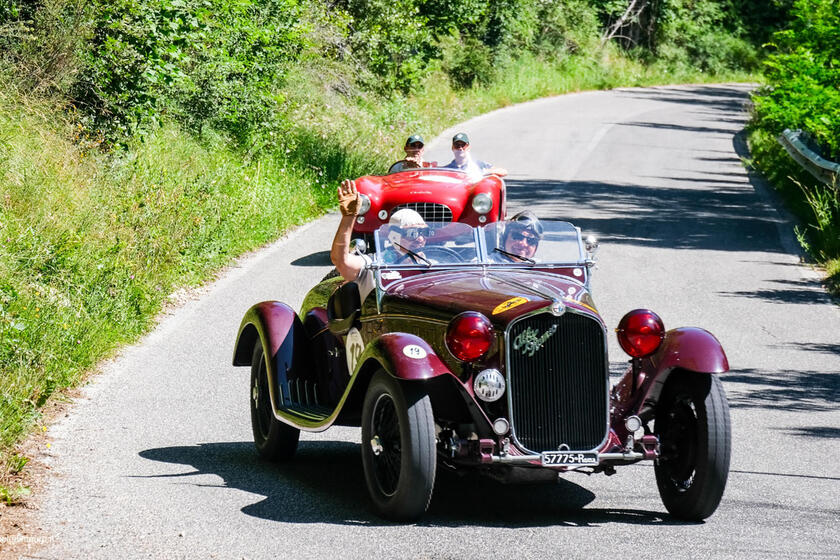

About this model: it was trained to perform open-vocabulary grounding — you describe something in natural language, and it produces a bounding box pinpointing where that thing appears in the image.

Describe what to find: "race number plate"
[541,451,598,467]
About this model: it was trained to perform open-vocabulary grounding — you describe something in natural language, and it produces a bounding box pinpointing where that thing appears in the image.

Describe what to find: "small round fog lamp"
[492,418,510,435]
[473,368,505,402]
[624,415,643,433]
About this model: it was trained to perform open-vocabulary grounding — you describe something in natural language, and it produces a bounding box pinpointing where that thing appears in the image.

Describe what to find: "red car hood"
[354,170,504,232]
[380,270,599,328]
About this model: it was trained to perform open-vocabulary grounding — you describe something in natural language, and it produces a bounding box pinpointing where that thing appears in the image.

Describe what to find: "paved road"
[30,85,840,559]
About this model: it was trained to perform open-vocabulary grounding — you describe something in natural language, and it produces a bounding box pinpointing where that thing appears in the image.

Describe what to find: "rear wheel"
[250,342,300,461]
[361,371,436,521]
[654,372,731,520]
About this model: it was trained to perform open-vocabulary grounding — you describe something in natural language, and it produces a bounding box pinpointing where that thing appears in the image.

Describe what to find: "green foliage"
[0,483,30,505]
[751,0,840,159]
[747,0,839,290]
[0,1,92,93]
[442,34,496,89]
[69,0,306,144]
[341,0,437,93]
[533,0,601,56]
[649,0,760,73]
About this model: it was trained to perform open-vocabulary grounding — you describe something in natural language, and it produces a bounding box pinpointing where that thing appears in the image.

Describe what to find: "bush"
[341,0,437,94]
[751,0,840,159]
[443,34,496,89]
[68,0,306,144]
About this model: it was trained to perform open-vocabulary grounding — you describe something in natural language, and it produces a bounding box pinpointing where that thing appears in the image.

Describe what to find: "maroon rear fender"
[356,333,452,381]
[651,327,729,374]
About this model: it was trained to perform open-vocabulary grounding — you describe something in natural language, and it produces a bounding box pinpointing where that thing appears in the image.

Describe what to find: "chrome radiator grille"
[506,311,608,453]
[392,202,453,223]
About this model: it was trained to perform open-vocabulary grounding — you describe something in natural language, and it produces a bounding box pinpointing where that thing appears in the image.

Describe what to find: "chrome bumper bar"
[490,449,648,465]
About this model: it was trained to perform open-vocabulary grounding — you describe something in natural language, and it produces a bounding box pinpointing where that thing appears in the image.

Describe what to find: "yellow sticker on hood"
[493,296,528,315]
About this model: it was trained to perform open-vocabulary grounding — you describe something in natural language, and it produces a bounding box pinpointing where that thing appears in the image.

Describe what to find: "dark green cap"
[452,132,470,145]
[405,134,424,146]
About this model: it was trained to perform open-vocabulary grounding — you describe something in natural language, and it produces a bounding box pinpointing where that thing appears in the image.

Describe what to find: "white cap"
[388,208,427,248]
[389,208,426,229]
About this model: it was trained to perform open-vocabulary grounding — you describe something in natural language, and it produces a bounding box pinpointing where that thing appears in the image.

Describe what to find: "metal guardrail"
[778,128,839,187]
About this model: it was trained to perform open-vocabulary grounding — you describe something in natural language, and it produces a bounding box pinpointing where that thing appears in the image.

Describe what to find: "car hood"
[380,269,598,327]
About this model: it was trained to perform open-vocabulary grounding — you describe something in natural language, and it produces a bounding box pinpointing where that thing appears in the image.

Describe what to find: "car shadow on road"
[138,441,687,527]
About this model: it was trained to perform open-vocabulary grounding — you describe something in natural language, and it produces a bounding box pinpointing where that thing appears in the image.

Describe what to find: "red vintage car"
[232,220,731,521]
[349,167,506,245]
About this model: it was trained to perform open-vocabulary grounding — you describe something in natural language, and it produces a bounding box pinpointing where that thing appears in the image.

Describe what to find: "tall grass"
[746,128,840,294]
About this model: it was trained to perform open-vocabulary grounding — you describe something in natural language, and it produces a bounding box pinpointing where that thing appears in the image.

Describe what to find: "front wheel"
[250,341,300,461]
[361,371,436,521]
[654,372,731,521]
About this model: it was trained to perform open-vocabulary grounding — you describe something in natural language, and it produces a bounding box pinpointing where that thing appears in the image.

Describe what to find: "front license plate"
[541,451,598,467]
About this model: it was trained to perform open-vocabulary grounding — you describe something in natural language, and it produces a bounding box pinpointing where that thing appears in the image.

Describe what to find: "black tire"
[654,372,731,521]
[250,341,300,461]
[361,371,436,521]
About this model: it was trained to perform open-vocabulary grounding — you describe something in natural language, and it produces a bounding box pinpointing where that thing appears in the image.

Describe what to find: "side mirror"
[584,235,599,257]
[327,281,361,335]
[349,237,367,255]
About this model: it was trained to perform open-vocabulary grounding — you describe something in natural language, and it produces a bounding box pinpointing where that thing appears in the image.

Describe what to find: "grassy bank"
[1,47,755,501]
[746,128,840,296]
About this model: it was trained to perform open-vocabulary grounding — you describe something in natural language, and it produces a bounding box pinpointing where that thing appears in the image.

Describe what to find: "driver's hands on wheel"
[338,179,359,216]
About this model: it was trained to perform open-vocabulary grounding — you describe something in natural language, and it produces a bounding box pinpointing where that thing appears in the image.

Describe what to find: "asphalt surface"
[29,84,840,559]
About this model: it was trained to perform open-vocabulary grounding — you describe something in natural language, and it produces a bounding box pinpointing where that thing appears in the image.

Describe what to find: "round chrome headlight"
[357,193,371,215]
[471,192,493,214]
[473,368,505,402]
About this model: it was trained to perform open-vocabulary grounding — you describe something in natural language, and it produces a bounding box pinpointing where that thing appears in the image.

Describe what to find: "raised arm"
[330,179,368,282]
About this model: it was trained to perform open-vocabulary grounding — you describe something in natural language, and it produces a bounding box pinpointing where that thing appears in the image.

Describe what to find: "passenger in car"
[494,210,543,262]
[331,180,429,300]
[443,132,508,179]
[383,208,429,264]
[388,134,436,173]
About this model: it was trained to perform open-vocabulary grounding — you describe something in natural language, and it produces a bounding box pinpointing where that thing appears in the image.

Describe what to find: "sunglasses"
[406,142,424,149]
[397,227,430,240]
[510,231,539,246]
[452,142,468,149]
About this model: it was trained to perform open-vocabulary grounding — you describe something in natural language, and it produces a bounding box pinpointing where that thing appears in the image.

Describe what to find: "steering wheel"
[393,245,463,264]
[418,245,464,263]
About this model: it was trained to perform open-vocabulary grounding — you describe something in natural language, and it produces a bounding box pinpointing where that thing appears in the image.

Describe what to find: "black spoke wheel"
[250,341,300,461]
[654,372,731,521]
[361,371,436,521]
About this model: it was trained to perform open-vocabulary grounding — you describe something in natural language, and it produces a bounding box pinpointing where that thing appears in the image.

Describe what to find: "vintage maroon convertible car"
[232,220,731,521]
[349,168,505,245]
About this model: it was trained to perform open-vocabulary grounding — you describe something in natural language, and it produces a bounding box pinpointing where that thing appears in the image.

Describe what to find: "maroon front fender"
[651,327,729,374]
[356,333,452,380]
[611,327,728,431]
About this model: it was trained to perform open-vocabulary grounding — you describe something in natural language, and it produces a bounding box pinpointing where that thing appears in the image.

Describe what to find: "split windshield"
[372,220,586,268]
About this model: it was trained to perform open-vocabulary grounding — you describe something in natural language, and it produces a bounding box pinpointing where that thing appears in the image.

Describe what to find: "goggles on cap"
[395,226,430,241]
